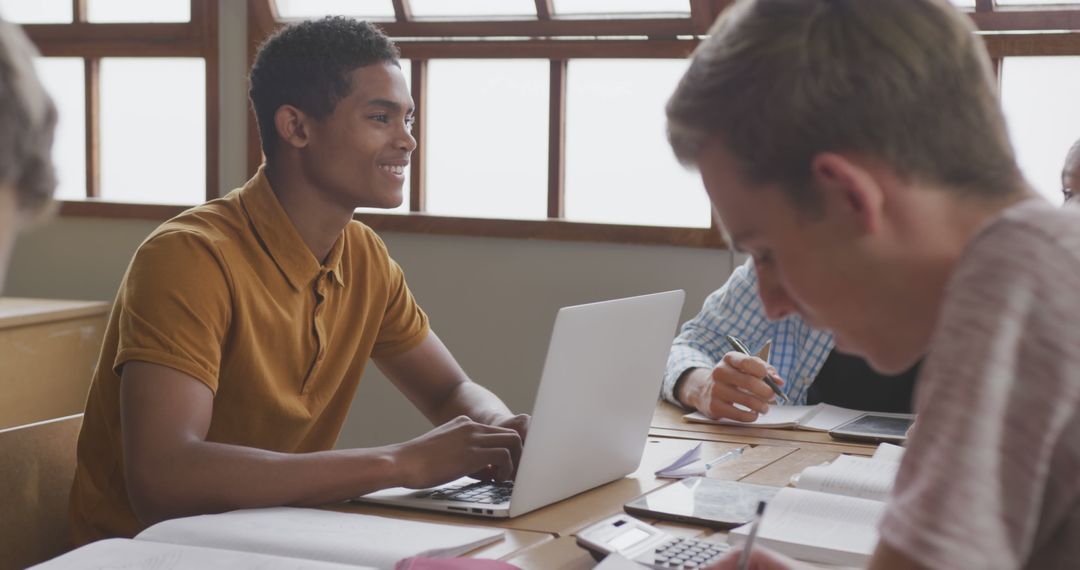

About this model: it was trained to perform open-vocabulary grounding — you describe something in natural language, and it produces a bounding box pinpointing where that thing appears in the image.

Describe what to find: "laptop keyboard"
[416,481,514,504]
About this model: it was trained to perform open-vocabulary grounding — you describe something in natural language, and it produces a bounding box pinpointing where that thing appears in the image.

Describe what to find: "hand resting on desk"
[676,351,785,423]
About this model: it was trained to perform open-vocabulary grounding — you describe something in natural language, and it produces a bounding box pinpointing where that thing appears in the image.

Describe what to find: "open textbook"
[684,402,913,433]
[728,443,904,566]
[32,507,504,570]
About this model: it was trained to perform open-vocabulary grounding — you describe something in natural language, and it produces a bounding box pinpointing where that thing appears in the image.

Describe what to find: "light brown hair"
[0,17,57,215]
[667,0,1023,212]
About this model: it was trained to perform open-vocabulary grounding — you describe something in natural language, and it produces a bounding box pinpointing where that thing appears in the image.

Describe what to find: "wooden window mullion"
[202,0,219,200]
[73,0,87,23]
[535,0,553,20]
[547,59,566,219]
[84,57,100,198]
[410,60,426,212]
[392,0,412,22]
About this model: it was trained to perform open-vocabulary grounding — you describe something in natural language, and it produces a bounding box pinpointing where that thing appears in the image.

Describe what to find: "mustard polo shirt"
[69,167,429,545]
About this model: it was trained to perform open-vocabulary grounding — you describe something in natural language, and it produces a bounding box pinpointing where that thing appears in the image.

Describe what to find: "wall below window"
[5,219,735,448]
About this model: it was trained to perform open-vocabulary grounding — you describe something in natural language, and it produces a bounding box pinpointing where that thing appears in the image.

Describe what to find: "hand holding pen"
[725,335,789,405]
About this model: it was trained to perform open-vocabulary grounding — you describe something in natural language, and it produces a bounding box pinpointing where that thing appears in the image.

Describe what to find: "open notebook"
[32,507,504,570]
[685,403,912,432]
[728,443,903,566]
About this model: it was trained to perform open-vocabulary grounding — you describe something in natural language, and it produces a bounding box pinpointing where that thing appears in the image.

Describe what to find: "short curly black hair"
[248,17,400,161]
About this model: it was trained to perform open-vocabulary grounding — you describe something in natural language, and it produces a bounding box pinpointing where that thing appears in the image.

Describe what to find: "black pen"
[724,334,789,404]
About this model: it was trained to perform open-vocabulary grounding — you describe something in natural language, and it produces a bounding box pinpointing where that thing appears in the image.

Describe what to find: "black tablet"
[827,412,914,444]
[623,478,779,529]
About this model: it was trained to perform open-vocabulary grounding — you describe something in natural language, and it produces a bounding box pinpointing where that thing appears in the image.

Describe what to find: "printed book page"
[728,487,884,567]
[29,538,369,570]
[135,507,504,569]
[795,454,899,502]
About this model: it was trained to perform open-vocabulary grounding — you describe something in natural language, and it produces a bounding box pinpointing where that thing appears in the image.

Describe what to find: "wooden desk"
[336,403,877,568]
[0,297,109,429]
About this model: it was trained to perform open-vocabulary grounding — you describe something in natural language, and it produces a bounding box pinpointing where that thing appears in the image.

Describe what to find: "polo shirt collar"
[239,166,347,291]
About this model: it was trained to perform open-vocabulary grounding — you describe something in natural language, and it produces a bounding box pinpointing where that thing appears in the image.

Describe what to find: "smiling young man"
[69,18,528,544]
[667,0,1080,568]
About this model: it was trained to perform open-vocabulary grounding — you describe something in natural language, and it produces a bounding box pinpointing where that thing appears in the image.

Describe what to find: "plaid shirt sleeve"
[662,258,836,407]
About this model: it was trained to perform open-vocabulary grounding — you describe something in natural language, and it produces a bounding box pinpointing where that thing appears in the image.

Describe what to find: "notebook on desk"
[356,290,686,519]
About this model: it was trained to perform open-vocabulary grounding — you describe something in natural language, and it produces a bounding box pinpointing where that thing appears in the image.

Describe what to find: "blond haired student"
[667,0,1080,568]
[0,17,56,289]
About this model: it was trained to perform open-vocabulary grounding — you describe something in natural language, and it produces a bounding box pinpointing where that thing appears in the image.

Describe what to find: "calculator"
[576,513,731,569]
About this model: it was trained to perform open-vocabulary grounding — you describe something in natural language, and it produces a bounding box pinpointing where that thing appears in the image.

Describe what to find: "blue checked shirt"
[663,259,835,406]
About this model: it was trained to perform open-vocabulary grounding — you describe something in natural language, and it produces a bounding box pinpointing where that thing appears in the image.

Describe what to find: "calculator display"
[608,527,651,551]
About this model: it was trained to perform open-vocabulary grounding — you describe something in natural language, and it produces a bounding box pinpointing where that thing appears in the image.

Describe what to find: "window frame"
[33,0,1080,250]
[18,0,218,216]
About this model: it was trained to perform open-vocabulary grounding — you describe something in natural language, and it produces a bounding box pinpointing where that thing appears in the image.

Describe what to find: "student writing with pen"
[664,258,921,423]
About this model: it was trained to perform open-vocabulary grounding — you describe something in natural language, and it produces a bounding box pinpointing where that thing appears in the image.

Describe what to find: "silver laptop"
[356,290,685,518]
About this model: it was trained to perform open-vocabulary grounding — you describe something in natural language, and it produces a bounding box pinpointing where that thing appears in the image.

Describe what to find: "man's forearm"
[430,379,514,426]
[127,439,403,526]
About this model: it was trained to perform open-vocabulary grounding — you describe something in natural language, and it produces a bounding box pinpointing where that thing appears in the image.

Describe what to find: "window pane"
[996,0,1080,5]
[1001,56,1080,205]
[425,60,548,220]
[0,0,72,23]
[358,60,411,215]
[948,0,975,7]
[410,0,536,18]
[34,58,86,201]
[274,0,395,20]
[552,0,689,16]
[100,58,205,204]
[564,60,710,228]
[87,0,188,22]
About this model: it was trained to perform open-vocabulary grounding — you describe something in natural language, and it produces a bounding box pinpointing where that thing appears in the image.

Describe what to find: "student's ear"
[274,104,311,150]
[809,152,884,234]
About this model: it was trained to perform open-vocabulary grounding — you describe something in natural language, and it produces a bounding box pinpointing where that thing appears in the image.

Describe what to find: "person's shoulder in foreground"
[663,0,1078,567]
[881,200,1080,569]
[70,16,527,546]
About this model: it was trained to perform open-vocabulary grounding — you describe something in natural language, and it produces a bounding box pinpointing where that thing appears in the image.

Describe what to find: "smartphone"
[828,412,914,444]
[576,513,730,569]
[623,478,779,529]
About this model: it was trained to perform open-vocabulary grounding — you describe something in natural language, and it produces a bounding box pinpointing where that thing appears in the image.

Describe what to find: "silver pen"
[725,334,789,404]
[737,500,768,570]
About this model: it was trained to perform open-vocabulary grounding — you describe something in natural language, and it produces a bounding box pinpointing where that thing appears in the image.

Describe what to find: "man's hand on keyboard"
[393,415,523,489]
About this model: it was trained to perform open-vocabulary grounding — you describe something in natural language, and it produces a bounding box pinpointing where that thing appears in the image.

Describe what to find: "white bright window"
[564,59,710,228]
[409,0,537,18]
[424,60,549,220]
[99,58,205,204]
[552,0,690,16]
[1001,56,1080,205]
[87,0,190,23]
[0,0,72,23]
[274,0,395,21]
[34,58,86,201]
[996,0,1080,5]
